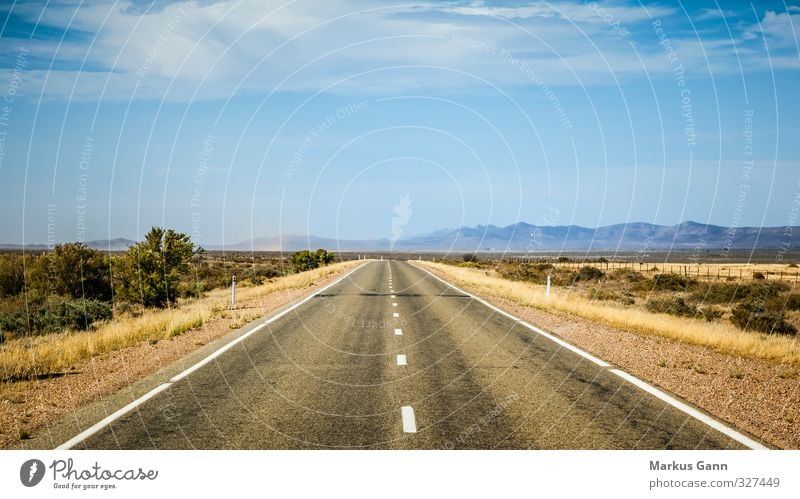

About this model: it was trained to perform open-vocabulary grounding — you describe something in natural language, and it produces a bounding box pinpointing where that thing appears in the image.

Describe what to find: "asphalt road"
[72,260,751,449]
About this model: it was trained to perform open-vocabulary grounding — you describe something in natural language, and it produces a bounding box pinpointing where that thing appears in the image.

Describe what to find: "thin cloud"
[0,0,796,102]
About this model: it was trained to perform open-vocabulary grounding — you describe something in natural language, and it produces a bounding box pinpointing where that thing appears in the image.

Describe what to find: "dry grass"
[549,261,800,283]
[418,261,800,365]
[0,261,360,380]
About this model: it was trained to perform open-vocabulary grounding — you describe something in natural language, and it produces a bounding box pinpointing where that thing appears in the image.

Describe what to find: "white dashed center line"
[392,303,398,307]
[394,328,402,335]
[393,312,399,318]
[401,406,417,433]
[396,354,407,366]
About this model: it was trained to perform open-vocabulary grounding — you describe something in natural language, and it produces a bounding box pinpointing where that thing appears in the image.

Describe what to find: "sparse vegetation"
[114,227,199,308]
[290,249,336,273]
[0,259,358,380]
[419,260,800,364]
[730,303,797,335]
[646,297,699,318]
[575,266,604,282]
[0,226,347,379]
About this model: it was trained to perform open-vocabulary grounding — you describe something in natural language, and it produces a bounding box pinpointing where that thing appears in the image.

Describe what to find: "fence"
[500,257,800,285]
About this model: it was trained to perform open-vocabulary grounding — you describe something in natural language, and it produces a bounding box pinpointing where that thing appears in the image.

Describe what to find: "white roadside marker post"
[231,274,237,307]
[546,274,551,299]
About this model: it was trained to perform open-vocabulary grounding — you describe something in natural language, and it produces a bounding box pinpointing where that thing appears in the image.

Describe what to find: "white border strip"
[610,369,767,449]
[414,263,608,367]
[56,261,368,450]
[401,406,417,433]
[412,262,767,450]
[56,383,171,450]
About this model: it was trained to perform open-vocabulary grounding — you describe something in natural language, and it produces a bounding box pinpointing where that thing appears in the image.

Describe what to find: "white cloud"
[0,0,796,102]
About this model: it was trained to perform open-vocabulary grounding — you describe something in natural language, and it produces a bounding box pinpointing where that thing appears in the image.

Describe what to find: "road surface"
[66,261,754,449]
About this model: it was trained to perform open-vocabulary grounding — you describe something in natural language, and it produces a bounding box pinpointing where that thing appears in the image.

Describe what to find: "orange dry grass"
[418,261,800,364]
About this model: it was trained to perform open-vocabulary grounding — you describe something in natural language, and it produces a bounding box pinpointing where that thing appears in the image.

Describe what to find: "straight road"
[67,261,754,449]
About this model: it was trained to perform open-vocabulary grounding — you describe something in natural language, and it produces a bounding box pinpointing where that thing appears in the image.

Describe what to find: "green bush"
[0,298,112,335]
[575,266,604,282]
[645,297,699,318]
[290,249,335,273]
[0,254,26,297]
[699,306,724,322]
[693,281,786,305]
[648,274,698,292]
[784,294,800,311]
[730,303,797,335]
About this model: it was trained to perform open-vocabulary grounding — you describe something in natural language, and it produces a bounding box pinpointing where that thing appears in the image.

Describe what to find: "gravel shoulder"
[422,264,800,449]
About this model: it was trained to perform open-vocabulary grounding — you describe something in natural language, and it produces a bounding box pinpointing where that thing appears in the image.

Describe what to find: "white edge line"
[56,261,369,450]
[414,263,608,367]
[411,262,766,450]
[610,369,767,450]
[56,383,172,450]
[401,406,417,433]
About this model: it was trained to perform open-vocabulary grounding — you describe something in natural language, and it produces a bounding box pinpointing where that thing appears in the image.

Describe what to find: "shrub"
[693,281,786,305]
[0,254,26,297]
[752,271,765,280]
[47,243,112,301]
[730,303,797,335]
[462,253,478,263]
[291,249,335,273]
[607,269,644,283]
[646,297,699,318]
[700,306,723,322]
[786,294,800,311]
[649,274,698,292]
[575,266,604,282]
[0,298,112,335]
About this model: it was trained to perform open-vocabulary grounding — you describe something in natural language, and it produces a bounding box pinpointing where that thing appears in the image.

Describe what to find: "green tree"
[291,249,335,273]
[291,250,318,273]
[0,254,26,297]
[48,243,112,301]
[315,248,335,265]
[115,227,198,308]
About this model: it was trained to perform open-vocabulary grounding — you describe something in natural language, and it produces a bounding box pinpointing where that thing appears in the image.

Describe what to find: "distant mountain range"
[2,222,798,252]
[210,221,798,252]
[0,238,137,252]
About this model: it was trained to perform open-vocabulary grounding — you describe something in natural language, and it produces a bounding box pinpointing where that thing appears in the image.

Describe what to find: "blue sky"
[0,0,798,245]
